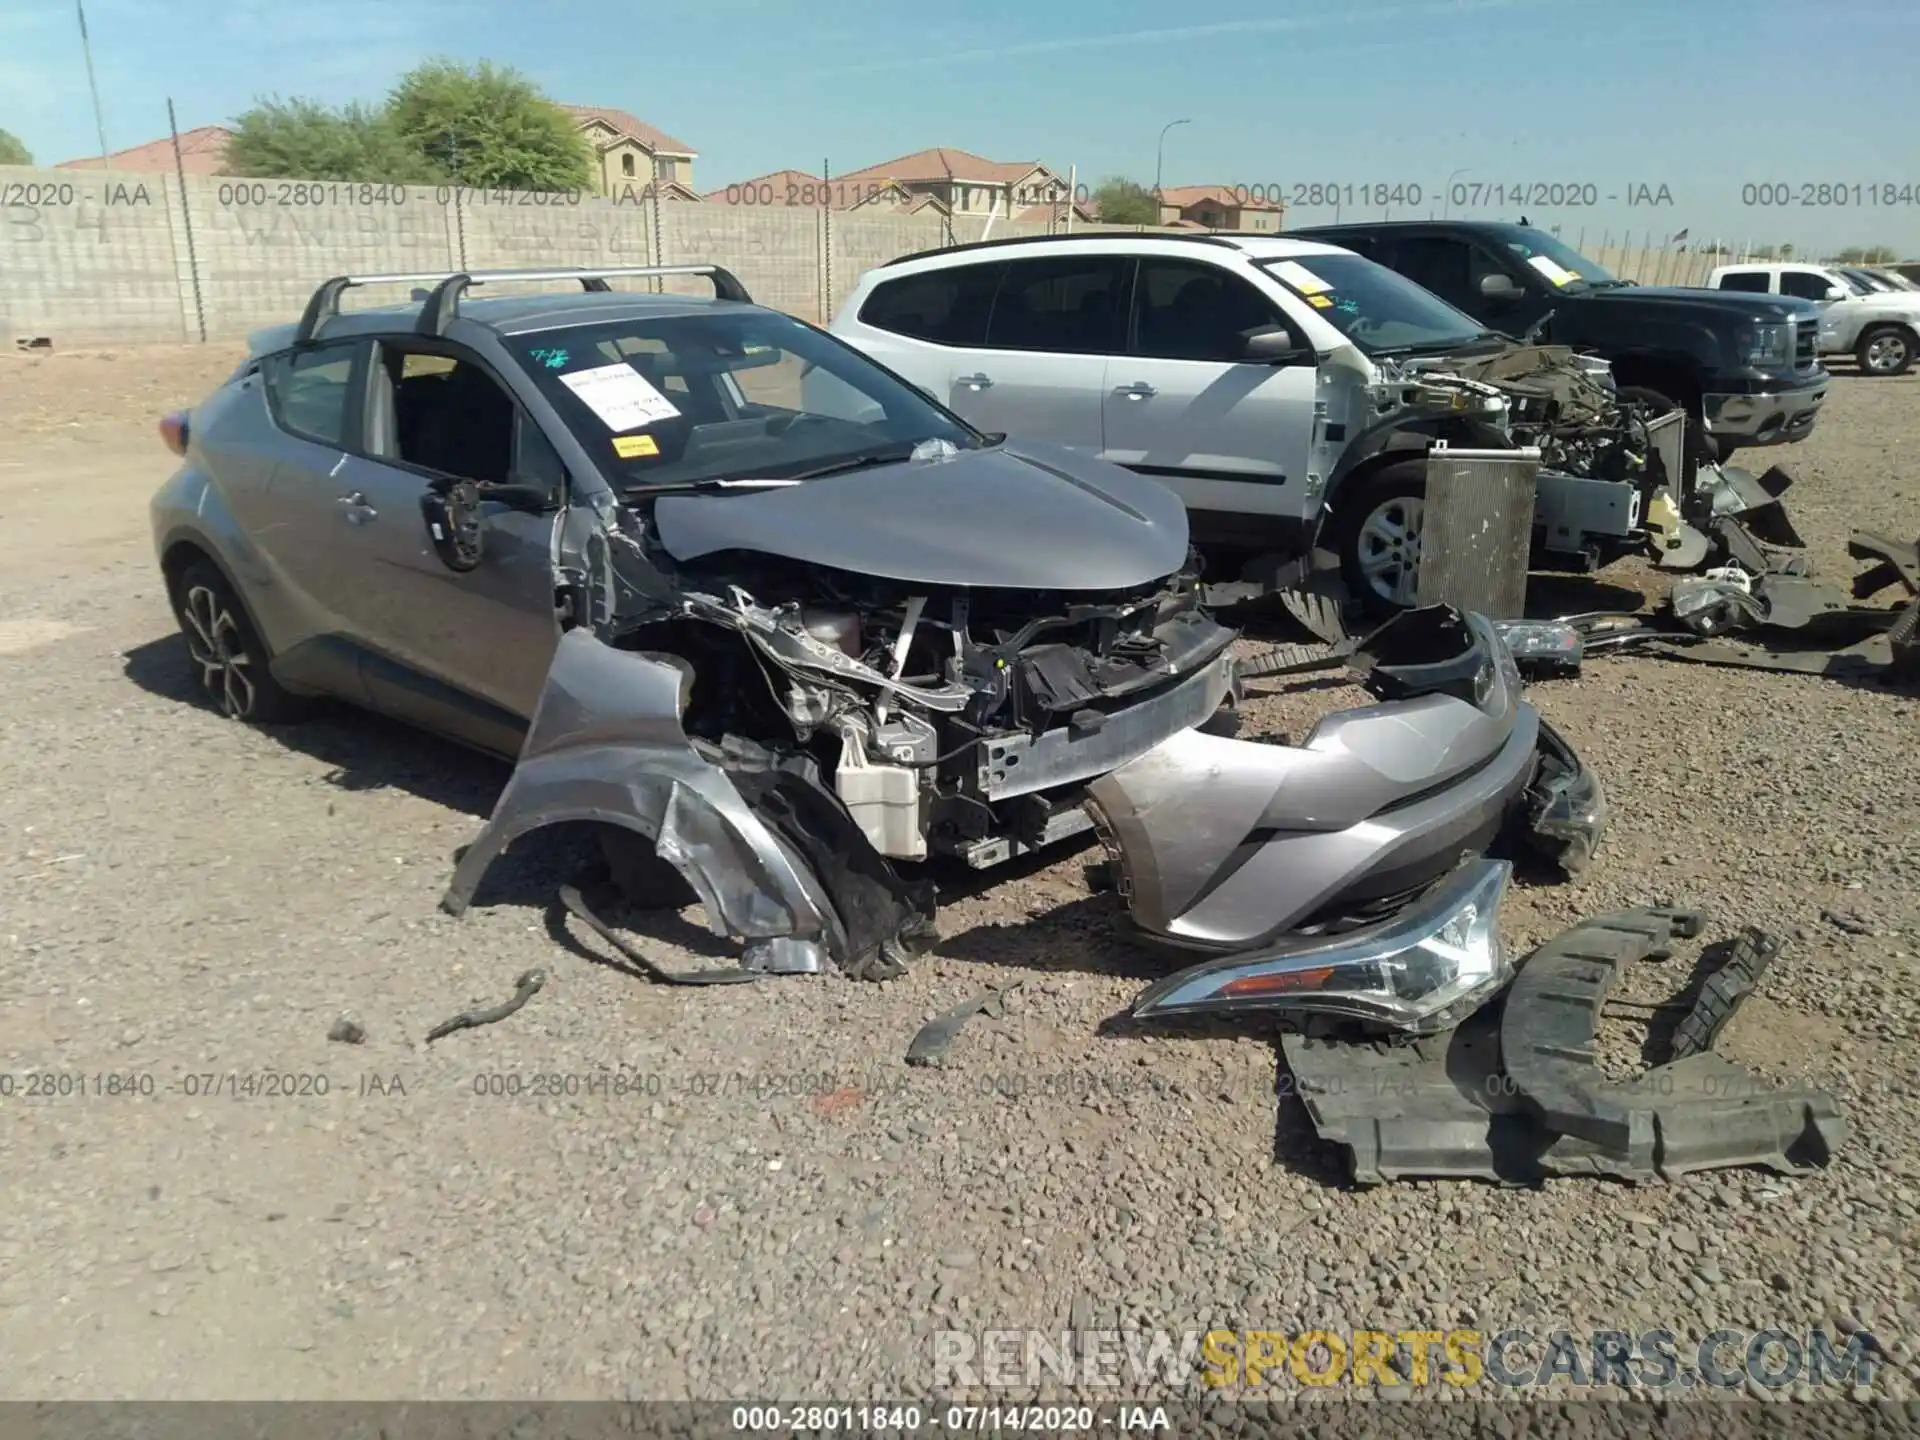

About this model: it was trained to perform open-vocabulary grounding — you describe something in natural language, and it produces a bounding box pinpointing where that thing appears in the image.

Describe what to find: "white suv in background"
[827,233,1654,614]
[1707,262,1920,376]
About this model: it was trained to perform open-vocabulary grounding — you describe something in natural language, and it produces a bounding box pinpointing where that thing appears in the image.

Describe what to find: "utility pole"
[76,0,110,165]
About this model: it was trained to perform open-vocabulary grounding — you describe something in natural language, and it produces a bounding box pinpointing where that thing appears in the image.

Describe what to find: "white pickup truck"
[1706,262,1920,376]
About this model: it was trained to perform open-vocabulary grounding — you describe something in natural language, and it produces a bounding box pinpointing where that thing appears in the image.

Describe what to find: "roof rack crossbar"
[880,230,1250,268]
[294,265,753,344]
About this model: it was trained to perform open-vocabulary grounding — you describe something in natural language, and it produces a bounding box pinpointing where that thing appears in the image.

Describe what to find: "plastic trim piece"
[1281,908,1846,1186]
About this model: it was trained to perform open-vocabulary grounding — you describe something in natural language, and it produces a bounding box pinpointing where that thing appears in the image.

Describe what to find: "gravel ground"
[1,346,1916,1405]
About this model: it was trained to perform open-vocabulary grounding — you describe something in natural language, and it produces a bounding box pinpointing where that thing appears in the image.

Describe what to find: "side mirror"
[1479,273,1523,301]
[481,479,560,512]
[1824,286,1848,302]
[1243,326,1307,364]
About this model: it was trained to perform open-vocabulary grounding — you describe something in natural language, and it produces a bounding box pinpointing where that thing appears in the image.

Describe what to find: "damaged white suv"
[831,234,1685,616]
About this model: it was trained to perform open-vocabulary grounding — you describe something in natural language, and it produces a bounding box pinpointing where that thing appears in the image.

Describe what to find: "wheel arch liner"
[439,628,837,947]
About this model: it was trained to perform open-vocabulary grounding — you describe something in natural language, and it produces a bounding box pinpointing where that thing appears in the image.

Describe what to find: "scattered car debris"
[1548,526,1920,685]
[1820,908,1876,938]
[904,983,1024,1068]
[326,1016,367,1045]
[424,968,549,1043]
[1491,618,1585,678]
[1281,907,1843,1185]
[1669,927,1781,1060]
[557,883,764,986]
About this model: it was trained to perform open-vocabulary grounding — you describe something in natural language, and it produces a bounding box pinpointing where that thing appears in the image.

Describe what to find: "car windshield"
[1257,252,1490,356]
[1479,224,1621,290]
[1879,270,1920,292]
[510,308,980,488]
[1841,268,1890,292]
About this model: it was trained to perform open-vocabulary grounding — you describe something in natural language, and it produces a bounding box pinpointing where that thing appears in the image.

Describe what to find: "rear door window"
[983,255,1130,354]
[260,341,361,448]
[858,264,1005,346]
[1714,271,1773,293]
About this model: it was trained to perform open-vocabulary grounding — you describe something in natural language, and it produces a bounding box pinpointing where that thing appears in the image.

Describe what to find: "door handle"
[955,373,994,390]
[336,491,377,523]
[1115,382,1157,399]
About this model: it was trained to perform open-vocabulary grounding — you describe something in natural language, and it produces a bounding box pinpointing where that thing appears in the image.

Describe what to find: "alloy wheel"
[180,584,257,718]
[1356,496,1425,607]
[1864,332,1910,374]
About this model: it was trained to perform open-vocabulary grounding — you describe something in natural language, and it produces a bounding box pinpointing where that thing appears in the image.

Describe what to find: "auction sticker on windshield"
[612,433,660,458]
[558,362,682,432]
[1526,255,1582,287]
[1269,260,1333,294]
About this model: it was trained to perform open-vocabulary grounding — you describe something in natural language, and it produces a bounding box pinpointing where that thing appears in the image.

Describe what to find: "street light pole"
[1154,118,1190,202]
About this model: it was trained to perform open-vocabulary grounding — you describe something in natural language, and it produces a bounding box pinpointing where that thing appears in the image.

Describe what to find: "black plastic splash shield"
[1280,908,1846,1186]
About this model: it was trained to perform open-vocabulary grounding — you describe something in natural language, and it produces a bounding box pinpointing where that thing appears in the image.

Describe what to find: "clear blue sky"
[4,0,1917,254]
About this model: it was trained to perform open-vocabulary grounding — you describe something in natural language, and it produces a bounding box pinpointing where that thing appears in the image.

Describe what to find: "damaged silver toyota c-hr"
[149,265,1602,991]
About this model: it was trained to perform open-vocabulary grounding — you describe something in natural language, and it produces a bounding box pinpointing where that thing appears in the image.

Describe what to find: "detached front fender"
[440,629,838,948]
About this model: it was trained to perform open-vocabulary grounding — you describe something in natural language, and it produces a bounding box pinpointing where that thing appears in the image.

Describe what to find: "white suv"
[1707,262,1920,376]
[827,233,1662,614]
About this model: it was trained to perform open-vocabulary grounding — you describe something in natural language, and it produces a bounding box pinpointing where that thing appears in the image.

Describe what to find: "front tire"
[1330,459,1427,617]
[171,560,307,723]
[1857,324,1915,377]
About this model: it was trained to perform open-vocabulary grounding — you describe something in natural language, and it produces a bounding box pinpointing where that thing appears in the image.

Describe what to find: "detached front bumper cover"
[1130,859,1513,1035]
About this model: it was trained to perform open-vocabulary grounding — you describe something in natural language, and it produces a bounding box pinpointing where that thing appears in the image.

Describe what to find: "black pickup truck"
[1291,220,1830,460]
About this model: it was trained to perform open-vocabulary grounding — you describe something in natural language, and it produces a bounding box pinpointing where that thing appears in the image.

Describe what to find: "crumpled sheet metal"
[1281,907,1845,1187]
[441,629,839,953]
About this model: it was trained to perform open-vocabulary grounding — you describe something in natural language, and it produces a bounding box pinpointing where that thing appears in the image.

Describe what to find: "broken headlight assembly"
[1129,860,1513,1035]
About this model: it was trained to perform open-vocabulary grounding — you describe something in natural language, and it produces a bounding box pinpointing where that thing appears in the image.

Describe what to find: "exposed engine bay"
[441,436,1598,987]
[603,548,1236,869]
[1386,343,1686,570]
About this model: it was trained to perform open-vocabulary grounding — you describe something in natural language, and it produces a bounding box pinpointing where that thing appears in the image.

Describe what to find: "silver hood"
[649,437,1190,591]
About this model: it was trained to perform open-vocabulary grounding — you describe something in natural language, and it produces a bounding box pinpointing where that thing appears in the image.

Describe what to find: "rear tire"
[1330,459,1427,618]
[171,559,308,723]
[1857,324,1915,377]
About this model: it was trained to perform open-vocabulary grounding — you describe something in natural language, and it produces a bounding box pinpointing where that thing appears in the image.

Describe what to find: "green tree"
[1752,245,1776,260]
[386,59,592,192]
[1092,177,1160,226]
[0,128,31,166]
[225,98,443,182]
[1778,243,1795,259]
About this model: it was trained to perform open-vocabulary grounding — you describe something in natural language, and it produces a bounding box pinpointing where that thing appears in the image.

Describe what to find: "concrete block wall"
[2,162,1735,344]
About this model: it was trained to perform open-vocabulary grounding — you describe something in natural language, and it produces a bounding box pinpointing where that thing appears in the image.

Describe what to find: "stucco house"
[832,148,1092,221]
[1154,184,1285,232]
[561,105,698,196]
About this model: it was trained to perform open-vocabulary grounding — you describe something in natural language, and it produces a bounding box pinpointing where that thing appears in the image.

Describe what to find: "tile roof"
[57,125,233,172]
[836,148,1043,185]
[560,105,696,157]
[702,169,823,203]
[1158,184,1283,212]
